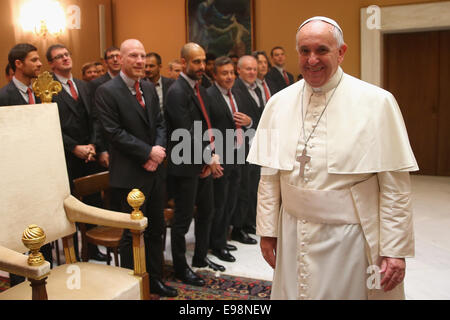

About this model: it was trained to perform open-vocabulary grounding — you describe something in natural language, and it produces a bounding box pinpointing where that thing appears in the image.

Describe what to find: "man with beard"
[165,43,224,286]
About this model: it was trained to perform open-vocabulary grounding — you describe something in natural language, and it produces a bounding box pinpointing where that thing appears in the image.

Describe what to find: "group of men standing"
[0,38,295,298]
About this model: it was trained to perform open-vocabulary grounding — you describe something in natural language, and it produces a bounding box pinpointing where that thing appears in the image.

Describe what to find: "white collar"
[12,76,31,93]
[180,72,198,89]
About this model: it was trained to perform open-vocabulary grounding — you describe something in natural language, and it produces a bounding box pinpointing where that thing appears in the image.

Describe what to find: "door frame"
[360,1,450,87]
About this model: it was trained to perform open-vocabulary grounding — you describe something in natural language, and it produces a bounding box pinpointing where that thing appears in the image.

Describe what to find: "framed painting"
[186,0,254,57]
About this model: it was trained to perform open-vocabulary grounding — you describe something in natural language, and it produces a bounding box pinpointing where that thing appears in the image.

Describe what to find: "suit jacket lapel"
[213,85,234,124]
[74,79,90,115]
[7,82,27,105]
[141,83,154,128]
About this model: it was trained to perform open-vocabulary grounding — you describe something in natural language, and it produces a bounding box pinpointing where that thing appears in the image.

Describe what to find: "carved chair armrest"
[0,246,50,280]
[63,196,147,231]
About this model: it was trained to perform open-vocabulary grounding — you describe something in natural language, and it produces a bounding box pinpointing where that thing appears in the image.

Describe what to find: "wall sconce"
[19,0,67,37]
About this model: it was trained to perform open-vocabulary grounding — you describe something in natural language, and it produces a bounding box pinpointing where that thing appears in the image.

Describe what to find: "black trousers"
[210,164,241,251]
[111,175,165,281]
[170,174,214,274]
[246,164,260,228]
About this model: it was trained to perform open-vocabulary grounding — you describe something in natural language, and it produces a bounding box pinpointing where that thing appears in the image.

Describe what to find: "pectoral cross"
[297,148,311,178]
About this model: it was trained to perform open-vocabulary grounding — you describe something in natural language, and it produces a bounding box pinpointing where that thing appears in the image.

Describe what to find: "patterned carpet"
[0,268,272,300]
[159,266,272,300]
[0,276,9,293]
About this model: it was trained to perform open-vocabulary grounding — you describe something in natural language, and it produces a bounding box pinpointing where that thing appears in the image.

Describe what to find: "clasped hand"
[142,145,166,172]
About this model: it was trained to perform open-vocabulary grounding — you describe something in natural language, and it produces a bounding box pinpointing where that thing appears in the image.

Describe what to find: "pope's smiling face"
[296,21,347,88]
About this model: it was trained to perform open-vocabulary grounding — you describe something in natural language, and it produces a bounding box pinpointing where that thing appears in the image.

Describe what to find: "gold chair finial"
[127,189,145,220]
[32,71,62,103]
[22,225,47,266]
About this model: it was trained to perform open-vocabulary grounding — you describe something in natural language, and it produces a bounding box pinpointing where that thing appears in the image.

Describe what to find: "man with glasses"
[46,44,108,263]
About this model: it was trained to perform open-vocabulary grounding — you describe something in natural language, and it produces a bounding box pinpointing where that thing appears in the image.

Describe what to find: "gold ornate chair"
[0,100,150,300]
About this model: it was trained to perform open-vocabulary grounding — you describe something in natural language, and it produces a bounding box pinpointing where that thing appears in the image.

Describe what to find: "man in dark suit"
[266,46,295,94]
[0,43,53,287]
[88,46,122,169]
[253,50,276,105]
[231,55,264,245]
[46,44,108,263]
[207,56,254,263]
[165,42,224,287]
[144,52,175,115]
[95,39,177,298]
[0,43,41,106]
[201,52,216,88]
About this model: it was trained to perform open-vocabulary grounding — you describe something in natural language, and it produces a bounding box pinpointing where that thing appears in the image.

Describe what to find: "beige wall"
[1,0,446,85]
[112,0,447,79]
[0,0,113,85]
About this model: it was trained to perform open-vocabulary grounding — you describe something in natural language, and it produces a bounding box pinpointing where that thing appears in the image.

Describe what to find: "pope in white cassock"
[247,17,418,300]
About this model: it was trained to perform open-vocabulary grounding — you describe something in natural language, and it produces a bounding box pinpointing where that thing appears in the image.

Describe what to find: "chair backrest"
[0,103,76,253]
[72,171,110,209]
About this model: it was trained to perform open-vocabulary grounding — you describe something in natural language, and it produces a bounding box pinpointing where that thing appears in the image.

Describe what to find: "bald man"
[95,39,177,297]
[165,42,225,286]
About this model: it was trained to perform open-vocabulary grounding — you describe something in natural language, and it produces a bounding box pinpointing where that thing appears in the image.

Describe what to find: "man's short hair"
[168,59,181,70]
[270,46,284,57]
[8,43,38,72]
[46,44,68,62]
[213,56,232,73]
[146,52,162,65]
[5,63,12,76]
[104,46,120,60]
[252,50,272,68]
[237,55,257,69]
[82,62,96,75]
[206,53,217,63]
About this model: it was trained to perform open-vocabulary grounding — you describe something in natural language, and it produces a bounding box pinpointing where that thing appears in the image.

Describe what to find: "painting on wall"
[186,0,254,57]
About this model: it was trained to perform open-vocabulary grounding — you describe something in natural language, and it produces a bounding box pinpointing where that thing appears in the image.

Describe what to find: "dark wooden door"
[384,30,450,176]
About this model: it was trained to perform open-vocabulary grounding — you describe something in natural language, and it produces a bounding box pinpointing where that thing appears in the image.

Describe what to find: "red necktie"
[134,81,145,108]
[262,80,271,103]
[27,88,35,104]
[283,70,290,85]
[67,79,78,101]
[228,89,243,147]
[195,83,214,150]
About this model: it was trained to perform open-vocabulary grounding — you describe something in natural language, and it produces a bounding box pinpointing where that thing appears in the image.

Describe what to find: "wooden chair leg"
[29,277,48,300]
[54,240,61,265]
[106,248,111,266]
[113,248,119,267]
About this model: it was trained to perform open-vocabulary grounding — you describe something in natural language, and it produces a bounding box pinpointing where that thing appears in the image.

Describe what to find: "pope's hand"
[380,257,406,292]
[260,236,277,269]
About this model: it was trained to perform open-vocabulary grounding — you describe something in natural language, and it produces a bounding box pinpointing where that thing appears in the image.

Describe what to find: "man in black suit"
[231,55,264,245]
[0,43,41,106]
[0,43,53,287]
[266,46,295,94]
[144,52,175,115]
[88,46,122,169]
[46,44,108,262]
[95,39,177,298]
[207,56,254,263]
[201,53,216,88]
[165,42,224,286]
[253,50,276,105]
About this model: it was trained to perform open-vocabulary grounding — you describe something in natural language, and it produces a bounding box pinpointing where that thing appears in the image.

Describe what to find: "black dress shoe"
[225,243,237,251]
[175,267,205,287]
[211,248,236,262]
[243,225,256,235]
[150,278,178,297]
[192,257,225,272]
[89,251,110,262]
[231,228,257,245]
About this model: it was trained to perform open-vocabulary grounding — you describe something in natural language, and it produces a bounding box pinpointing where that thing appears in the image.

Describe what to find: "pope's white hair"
[295,17,345,52]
